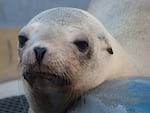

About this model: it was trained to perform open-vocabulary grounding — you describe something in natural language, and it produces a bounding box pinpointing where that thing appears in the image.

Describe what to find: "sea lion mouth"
[23,72,71,88]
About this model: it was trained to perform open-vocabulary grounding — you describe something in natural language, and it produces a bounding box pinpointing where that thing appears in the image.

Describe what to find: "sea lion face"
[18,22,95,91]
[18,23,96,113]
[18,7,113,113]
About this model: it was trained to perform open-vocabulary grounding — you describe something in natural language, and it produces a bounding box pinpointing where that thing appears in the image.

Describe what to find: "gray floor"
[0,80,24,99]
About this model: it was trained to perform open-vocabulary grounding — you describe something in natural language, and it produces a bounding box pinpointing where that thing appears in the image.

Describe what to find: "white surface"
[0,79,25,99]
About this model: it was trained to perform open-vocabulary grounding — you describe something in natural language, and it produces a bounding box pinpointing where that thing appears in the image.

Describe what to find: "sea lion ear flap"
[106,48,113,54]
[98,35,114,55]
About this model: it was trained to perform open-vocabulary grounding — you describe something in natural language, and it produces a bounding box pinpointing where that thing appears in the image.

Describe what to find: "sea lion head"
[18,7,114,113]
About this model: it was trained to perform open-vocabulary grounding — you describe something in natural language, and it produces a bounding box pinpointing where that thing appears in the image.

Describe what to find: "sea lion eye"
[74,40,89,53]
[18,35,28,48]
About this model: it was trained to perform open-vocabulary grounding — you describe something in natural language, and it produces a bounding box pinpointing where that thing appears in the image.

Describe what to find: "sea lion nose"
[34,47,47,64]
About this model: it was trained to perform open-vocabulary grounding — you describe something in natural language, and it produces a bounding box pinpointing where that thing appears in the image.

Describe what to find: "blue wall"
[0,0,91,27]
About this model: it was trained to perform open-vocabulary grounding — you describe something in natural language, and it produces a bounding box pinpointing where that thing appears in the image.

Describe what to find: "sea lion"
[18,7,138,113]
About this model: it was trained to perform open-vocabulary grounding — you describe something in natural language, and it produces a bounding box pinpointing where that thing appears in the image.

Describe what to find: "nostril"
[34,47,47,65]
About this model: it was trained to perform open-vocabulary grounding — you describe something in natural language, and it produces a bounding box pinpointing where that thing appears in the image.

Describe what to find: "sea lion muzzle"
[23,72,37,86]
[23,72,71,87]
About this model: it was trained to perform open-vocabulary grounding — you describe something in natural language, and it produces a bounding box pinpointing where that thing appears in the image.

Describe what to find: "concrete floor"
[0,80,24,99]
